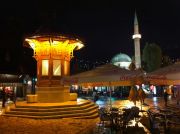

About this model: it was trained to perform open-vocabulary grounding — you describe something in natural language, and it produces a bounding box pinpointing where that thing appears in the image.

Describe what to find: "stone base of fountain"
[35,86,70,103]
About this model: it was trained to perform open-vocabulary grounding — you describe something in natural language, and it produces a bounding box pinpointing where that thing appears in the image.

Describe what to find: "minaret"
[132,12,141,69]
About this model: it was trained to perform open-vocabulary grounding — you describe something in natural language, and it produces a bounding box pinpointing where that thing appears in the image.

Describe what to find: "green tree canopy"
[161,55,173,67]
[128,61,136,71]
[142,43,162,72]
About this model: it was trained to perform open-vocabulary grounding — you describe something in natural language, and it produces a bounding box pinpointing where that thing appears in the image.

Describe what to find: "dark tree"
[142,43,162,72]
[161,55,173,67]
[129,61,136,71]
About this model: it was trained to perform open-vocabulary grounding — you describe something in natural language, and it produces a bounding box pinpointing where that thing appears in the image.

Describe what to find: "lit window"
[42,60,49,76]
[64,60,68,75]
[53,60,61,76]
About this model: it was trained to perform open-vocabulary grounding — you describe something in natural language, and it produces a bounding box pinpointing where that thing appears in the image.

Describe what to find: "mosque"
[111,53,132,70]
[111,12,141,70]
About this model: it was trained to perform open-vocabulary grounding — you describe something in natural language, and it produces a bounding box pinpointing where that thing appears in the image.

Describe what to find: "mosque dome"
[111,53,132,63]
[111,53,132,69]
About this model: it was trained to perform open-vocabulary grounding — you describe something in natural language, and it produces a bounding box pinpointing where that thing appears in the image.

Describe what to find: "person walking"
[176,88,180,105]
[12,89,17,107]
[163,90,168,107]
[92,89,98,102]
[2,87,6,108]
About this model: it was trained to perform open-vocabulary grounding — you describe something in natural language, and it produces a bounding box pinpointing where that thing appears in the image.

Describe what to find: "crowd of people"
[0,87,16,108]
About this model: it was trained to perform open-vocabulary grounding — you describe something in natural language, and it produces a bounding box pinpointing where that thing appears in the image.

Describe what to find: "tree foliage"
[161,55,173,67]
[128,61,136,71]
[142,43,162,72]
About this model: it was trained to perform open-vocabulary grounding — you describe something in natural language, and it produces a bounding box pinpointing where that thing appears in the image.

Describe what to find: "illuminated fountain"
[24,34,84,103]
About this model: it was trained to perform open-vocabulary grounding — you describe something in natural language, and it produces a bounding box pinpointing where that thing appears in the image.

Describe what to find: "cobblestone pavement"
[0,99,100,134]
[0,116,99,134]
[95,96,180,111]
[0,96,180,134]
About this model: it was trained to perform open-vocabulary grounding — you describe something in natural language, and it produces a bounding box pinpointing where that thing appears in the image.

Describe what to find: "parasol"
[145,62,180,85]
[128,86,139,106]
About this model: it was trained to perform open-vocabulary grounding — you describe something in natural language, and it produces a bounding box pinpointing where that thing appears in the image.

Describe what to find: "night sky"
[0,0,180,62]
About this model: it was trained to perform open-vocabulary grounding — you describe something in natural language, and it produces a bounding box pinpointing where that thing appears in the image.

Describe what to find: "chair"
[98,108,111,127]
[147,110,164,133]
[121,108,134,127]
[121,107,141,128]
[132,107,141,124]
[96,108,112,133]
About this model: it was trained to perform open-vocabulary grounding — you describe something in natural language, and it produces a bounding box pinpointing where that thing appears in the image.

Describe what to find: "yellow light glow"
[76,42,84,50]
[42,60,49,76]
[53,60,61,76]
[64,60,69,75]
[25,36,84,61]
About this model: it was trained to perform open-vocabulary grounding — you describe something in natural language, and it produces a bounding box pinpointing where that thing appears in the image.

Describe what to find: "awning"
[145,62,180,85]
[62,64,145,87]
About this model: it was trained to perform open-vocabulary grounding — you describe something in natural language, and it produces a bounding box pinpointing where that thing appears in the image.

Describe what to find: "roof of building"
[0,74,30,83]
